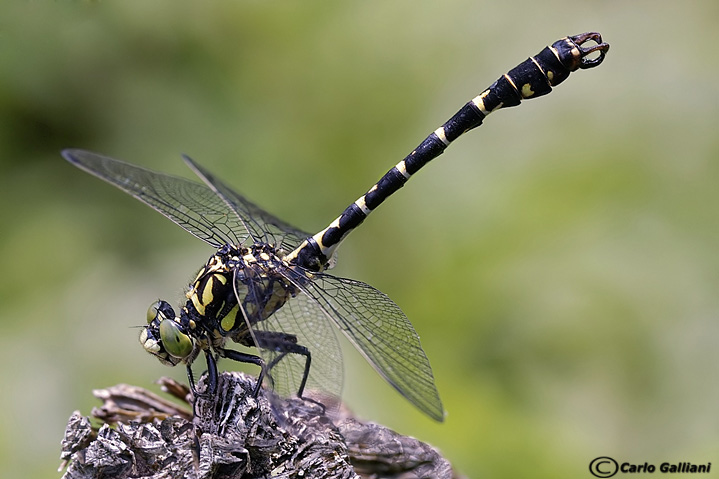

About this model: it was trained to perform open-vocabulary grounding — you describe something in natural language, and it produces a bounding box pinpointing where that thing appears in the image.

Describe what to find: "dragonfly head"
[139,300,197,366]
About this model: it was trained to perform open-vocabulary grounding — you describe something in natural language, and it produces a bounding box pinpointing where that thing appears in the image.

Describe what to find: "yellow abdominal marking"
[355,196,371,215]
[395,160,409,179]
[433,127,449,146]
[521,83,534,98]
[471,92,489,115]
[503,73,518,92]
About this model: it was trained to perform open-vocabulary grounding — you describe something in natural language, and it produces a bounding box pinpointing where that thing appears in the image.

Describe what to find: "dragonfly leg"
[221,348,266,397]
[186,365,197,396]
[265,346,324,413]
[255,331,313,399]
[204,349,218,394]
[186,349,219,398]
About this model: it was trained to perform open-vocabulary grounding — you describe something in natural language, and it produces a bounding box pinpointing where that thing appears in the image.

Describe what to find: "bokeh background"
[2,1,718,478]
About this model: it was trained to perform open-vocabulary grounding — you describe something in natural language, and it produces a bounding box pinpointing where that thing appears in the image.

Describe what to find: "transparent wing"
[295,271,445,421]
[237,266,344,403]
[183,155,312,254]
[63,149,246,247]
[63,149,313,251]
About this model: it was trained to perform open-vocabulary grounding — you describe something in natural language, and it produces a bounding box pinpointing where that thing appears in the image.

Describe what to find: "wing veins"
[281,268,444,421]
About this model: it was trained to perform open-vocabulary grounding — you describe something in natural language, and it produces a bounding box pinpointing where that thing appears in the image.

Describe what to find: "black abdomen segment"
[287,32,609,271]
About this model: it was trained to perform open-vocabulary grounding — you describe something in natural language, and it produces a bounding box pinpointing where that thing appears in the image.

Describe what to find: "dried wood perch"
[59,372,457,479]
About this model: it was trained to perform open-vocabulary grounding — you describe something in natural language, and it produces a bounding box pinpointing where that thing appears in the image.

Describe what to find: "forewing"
[296,272,445,421]
[183,155,312,253]
[62,149,246,247]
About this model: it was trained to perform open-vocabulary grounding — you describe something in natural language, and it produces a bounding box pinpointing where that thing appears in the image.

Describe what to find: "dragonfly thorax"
[185,243,298,335]
[140,243,302,369]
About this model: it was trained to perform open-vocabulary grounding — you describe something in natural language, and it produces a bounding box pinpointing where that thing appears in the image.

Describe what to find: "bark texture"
[59,372,456,479]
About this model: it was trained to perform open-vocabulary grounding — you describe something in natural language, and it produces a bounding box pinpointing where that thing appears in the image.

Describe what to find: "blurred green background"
[2,1,718,478]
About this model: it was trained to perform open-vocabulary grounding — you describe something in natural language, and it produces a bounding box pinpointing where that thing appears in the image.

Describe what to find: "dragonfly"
[63,32,608,422]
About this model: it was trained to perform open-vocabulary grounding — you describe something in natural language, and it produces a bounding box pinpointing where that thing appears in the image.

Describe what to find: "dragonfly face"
[64,33,608,422]
[140,300,190,367]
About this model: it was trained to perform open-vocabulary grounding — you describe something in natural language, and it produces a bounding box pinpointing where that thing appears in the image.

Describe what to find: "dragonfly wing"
[234,266,344,403]
[293,271,445,421]
[183,155,313,253]
[62,149,247,247]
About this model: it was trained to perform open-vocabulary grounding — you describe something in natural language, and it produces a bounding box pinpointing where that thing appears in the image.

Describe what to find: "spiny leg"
[265,348,311,398]
[254,330,313,400]
[266,345,326,414]
[189,348,266,398]
[186,350,217,418]
[221,348,266,397]
[186,349,218,397]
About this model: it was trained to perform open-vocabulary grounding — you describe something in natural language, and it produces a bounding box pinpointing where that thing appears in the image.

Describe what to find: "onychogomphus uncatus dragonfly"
[64,33,609,421]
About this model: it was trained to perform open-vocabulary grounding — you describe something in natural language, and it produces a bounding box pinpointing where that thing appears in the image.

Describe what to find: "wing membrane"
[63,149,312,252]
[63,149,246,247]
[183,155,312,253]
[236,267,344,402]
[287,269,445,421]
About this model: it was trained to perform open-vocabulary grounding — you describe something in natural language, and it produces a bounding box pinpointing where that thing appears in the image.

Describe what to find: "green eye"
[159,319,193,359]
[147,301,161,324]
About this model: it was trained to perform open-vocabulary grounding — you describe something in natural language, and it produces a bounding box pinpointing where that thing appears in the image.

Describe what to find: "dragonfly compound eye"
[147,299,176,324]
[147,301,161,324]
[139,318,184,366]
[159,319,194,359]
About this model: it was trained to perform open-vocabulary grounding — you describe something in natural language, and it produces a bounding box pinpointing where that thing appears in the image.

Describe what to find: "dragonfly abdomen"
[285,33,609,272]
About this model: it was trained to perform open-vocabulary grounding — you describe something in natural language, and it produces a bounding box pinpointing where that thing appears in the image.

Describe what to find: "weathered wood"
[59,372,457,479]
